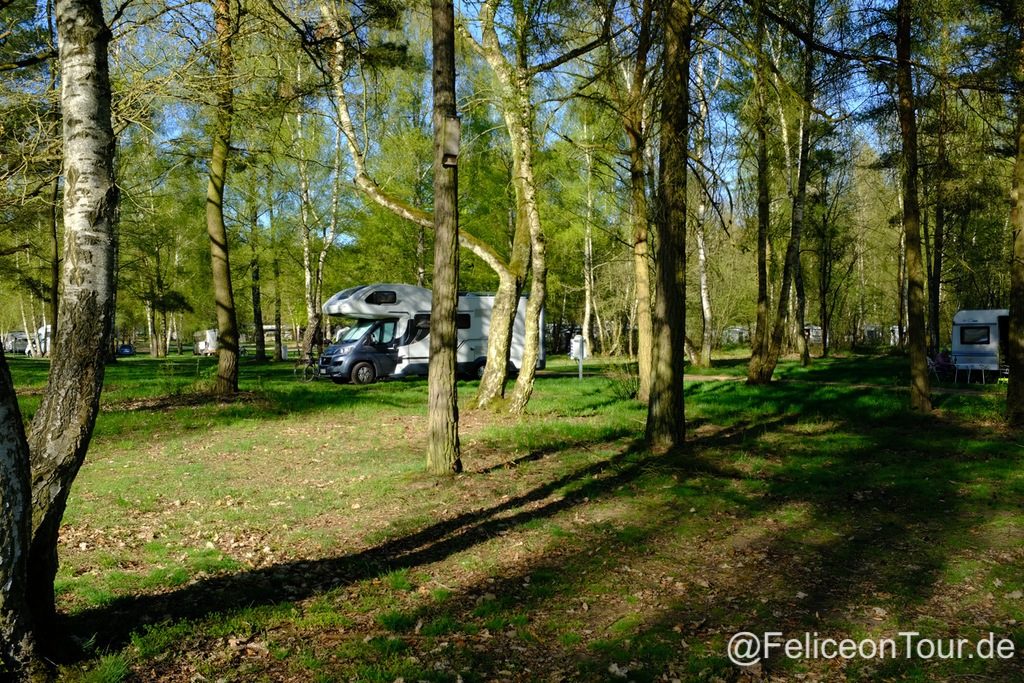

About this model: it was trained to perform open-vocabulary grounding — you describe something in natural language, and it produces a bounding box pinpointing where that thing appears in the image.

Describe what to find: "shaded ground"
[5,354,1022,682]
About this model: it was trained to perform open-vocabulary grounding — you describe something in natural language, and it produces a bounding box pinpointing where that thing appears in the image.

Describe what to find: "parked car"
[116,343,136,357]
[2,331,29,354]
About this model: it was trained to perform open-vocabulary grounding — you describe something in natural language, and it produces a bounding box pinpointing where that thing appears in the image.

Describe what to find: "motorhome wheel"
[352,361,376,385]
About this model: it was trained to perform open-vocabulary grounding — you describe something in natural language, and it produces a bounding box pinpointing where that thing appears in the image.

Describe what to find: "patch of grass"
[130,620,194,659]
[420,615,460,636]
[78,654,131,683]
[376,610,417,632]
[9,352,1018,682]
[384,568,413,591]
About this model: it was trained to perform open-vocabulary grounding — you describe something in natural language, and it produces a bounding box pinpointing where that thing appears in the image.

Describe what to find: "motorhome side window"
[366,290,397,305]
[456,313,471,329]
[371,320,397,345]
[960,326,990,344]
[412,314,431,343]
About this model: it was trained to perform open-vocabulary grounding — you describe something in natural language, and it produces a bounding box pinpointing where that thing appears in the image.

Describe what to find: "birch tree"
[0,0,118,672]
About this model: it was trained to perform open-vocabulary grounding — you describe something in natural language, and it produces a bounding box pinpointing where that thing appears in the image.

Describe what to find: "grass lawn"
[7,352,1023,682]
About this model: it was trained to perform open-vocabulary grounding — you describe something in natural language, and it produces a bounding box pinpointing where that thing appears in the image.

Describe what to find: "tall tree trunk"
[747,2,772,384]
[693,50,715,368]
[49,176,60,346]
[25,0,118,646]
[750,0,815,383]
[895,0,931,411]
[819,234,830,358]
[695,212,713,367]
[628,132,653,401]
[795,251,810,365]
[205,0,239,394]
[928,87,947,352]
[146,303,156,357]
[426,0,462,473]
[645,0,691,450]
[155,248,166,357]
[623,0,654,402]
[1007,45,1024,426]
[273,254,283,362]
[897,223,906,348]
[250,210,267,362]
[508,78,548,415]
[473,0,545,415]
[0,353,45,679]
[583,136,595,355]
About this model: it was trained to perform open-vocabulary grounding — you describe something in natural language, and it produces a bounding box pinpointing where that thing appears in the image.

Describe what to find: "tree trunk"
[49,176,60,347]
[426,0,462,474]
[747,3,772,384]
[645,0,691,450]
[693,49,714,368]
[273,254,283,362]
[819,243,830,358]
[250,215,267,362]
[895,0,931,412]
[928,87,947,353]
[897,223,906,348]
[25,0,118,649]
[695,215,713,367]
[623,0,654,402]
[146,303,156,357]
[508,77,548,415]
[205,0,239,394]
[583,137,595,355]
[629,133,653,402]
[750,0,815,383]
[1007,86,1024,426]
[0,353,45,679]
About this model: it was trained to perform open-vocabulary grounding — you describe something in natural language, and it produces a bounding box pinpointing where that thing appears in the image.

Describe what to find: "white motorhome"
[951,309,1009,375]
[319,283,543,383]
[193,329,218,356]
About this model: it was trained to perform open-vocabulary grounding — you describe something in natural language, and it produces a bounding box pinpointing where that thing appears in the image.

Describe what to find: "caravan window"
[366,290,397,305]
[456,313,471,329]
[960,326,990,345]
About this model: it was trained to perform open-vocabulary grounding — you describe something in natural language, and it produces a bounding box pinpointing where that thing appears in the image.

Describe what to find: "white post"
[574,333,585,380]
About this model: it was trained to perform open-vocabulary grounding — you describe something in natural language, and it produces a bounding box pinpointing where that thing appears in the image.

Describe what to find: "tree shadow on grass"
[58,379,1023,681]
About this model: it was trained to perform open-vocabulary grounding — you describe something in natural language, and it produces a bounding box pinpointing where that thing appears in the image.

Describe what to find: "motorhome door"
[367,319,401,376]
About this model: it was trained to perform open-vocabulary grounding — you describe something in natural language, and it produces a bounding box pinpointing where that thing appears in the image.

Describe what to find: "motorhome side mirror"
[442,116,460,167]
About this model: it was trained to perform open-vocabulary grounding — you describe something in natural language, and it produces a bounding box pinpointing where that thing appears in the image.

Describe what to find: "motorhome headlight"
[327,344,349,357]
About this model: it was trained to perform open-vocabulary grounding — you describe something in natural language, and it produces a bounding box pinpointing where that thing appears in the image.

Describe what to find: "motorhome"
[951,309,1009,375]
[193,329,218,356]
[28,325,51,357]
[318,283,543,384]
[2,331,29,354]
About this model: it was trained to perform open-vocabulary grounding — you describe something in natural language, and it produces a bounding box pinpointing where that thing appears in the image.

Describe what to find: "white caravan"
[319,283,543,383]
[951,309,1009,374]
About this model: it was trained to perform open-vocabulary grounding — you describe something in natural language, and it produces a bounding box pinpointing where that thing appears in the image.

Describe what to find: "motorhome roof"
[323,284,433,318]
[953,309,1008,324]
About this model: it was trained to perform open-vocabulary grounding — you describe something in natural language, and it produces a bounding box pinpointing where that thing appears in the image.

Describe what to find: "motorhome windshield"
[340,320,375,342]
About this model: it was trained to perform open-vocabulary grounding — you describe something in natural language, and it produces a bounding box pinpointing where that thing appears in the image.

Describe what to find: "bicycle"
[294,352,319,382]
